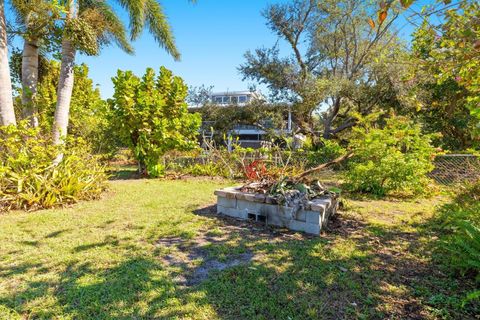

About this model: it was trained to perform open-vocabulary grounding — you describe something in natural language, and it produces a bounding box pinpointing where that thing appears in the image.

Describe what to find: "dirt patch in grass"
[156,205,310,287]
[156,232,255,287]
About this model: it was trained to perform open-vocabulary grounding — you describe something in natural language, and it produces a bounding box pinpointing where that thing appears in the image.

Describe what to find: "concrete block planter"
[214,187,338,235]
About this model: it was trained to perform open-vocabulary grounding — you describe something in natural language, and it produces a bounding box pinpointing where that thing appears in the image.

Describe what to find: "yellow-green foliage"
[345,114,436,196]
[438,182,480,276]
[436,182,480,304]
[109,67,201,177]
[0,123,107,211]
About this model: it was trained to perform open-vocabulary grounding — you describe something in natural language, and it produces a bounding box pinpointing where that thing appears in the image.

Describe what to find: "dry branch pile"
[240,153,352,206]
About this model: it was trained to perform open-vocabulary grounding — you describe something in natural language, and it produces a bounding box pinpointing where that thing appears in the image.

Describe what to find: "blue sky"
[6,0,430,99]
[79,0,285,98]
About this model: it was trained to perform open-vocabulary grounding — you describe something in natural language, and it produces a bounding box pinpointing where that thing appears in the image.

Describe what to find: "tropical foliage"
[411,2,480,149]
[425,2,480,128]
[109,67,201,177]
[0,122,107,211]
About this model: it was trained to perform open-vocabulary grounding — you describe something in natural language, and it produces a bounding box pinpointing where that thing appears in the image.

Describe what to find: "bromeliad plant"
[0,122,107,211]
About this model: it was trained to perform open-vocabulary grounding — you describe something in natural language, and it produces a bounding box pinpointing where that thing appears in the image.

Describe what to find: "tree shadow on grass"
[1,203,478,319]
[0,257,174,319]
[109,169,145,180]
[180,204,479,319]
[106,163,154,181]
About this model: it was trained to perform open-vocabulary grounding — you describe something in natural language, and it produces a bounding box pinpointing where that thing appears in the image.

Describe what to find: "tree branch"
[294,152,354,181]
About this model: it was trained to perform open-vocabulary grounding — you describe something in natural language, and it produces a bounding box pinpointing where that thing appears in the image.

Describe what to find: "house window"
[222,96,231,104]
[231,96,238,104]
[238,95,247,103]
[214,96,223,104]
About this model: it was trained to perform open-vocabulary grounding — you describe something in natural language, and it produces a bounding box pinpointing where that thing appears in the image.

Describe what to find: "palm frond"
[114,0,146,41]
[79,0,134,55]
[144,0,179,60]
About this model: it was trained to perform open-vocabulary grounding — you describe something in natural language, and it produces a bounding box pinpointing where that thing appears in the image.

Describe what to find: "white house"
[193,91,292,149]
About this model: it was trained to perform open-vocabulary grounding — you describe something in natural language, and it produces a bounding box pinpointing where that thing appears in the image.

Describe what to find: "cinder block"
[243,193,257,202]
[310,199,328,212]
[235,192,246,200]
[288,220,307,232]
[224,191,237,199]
[295,210,306,222]
[253,194,266,203]
[266,207,287,227]
[236,199,264,213]
[216,204,229,215]
[304,223,321,235]
[306,211,321,224]
[217,205,247,219]
[278,206,296,220]
[217,196,236,209]
[214,190,227,197]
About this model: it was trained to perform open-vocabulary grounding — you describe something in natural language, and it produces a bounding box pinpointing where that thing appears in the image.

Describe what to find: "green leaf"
[400,0,414,9]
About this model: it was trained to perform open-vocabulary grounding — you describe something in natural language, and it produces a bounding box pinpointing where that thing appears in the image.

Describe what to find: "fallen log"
[294,152,354,181]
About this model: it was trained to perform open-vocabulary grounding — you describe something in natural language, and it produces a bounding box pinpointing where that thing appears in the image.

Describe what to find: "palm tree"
[0,0,16,126]
[21,37,40,126]
[53,0,181,145]
[12,0,59,127]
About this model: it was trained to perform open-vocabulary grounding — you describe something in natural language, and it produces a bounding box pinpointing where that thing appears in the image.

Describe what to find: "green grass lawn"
[0,177,478,319]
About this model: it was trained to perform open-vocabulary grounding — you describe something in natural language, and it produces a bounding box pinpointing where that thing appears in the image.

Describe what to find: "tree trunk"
[322,97,342,139]
[52,31,76,145]
[0,0,16,126]
[322,117,333,139]
[22,39,39,127]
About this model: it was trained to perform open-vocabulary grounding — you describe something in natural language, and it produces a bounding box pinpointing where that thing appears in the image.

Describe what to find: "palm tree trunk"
[52,5,76,146]
[0,0,16,126]
[22,38,39,127]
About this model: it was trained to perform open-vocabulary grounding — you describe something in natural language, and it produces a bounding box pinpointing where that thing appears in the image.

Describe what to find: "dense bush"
[0,123,107,211]
[109,67,201,177]
[436,182,480,304]
[345,115,437,196]
[302,138,347,168]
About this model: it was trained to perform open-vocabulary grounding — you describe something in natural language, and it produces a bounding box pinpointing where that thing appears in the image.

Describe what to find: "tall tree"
[410,19,478,150]
[52,0,76,146]
[240,0,406,141]
[53,0,182,146]
[11,0,60,127]
[0,0,16,126]
[423,1,480,133]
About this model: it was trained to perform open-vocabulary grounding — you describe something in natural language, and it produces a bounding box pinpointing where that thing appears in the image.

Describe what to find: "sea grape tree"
[109,67,201,177]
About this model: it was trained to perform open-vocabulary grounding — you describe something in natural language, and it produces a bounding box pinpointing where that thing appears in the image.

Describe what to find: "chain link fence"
[161,151,479,185]
[429,154,480,185]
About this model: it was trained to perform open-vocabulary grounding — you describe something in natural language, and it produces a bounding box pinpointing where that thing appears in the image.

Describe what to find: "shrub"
[345,114,436,196]
[109,67,201,177]
[304,138,347,168]
[0,123,107,211]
